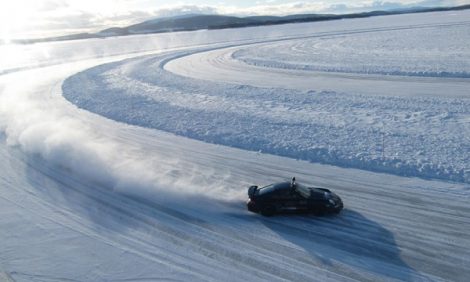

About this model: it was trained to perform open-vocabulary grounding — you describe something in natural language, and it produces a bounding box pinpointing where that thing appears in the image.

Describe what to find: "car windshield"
[295,183,311,198]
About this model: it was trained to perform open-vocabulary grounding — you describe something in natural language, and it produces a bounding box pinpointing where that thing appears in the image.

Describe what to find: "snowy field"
[64,12,470,183]
[0,10,470,282]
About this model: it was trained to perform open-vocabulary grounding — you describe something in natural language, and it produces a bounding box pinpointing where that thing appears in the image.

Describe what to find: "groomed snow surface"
[0,9,469,282]
[65,13,470,184]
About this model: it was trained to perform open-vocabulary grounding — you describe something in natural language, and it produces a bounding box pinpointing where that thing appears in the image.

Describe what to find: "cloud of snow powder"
[0,63,240,205]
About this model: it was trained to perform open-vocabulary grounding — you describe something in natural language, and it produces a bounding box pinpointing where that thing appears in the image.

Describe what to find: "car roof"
[258,181,330,199]
[271,182,292,190]
[257,182,291,196]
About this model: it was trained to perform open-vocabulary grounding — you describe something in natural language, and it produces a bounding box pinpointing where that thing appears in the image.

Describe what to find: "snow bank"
[63,51,470,183]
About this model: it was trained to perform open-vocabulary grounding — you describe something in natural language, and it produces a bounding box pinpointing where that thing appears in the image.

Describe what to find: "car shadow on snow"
[257,208,415,281]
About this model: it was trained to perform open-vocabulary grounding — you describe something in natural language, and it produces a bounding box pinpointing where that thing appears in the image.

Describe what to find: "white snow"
[232,23,470,78]
[63,11,470,184]
[0,9,469,282]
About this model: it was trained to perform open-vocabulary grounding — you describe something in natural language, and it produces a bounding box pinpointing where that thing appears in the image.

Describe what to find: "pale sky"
[1,0,468,40]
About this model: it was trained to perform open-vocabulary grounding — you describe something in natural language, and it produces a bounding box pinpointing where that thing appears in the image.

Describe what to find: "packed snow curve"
[64,13,470,183]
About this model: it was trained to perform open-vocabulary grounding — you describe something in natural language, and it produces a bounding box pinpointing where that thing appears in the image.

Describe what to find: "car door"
[291,190,309,211]
[267,188,290,210]
[279,189,305,211]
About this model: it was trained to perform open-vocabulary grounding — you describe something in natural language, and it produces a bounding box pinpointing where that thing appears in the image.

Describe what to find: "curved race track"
[1,10,470,282]
[165,22,470,98]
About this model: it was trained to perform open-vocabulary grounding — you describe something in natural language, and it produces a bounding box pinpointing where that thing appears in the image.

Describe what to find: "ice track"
[1,10,470,282]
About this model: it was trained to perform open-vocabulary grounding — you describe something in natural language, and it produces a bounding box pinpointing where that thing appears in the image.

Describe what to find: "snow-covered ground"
[0,10,469,282]
[232,23,470,78]
[64,11,470,183]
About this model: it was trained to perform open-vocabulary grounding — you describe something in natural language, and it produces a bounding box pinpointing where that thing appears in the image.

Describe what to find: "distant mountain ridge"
[13,4,470,44]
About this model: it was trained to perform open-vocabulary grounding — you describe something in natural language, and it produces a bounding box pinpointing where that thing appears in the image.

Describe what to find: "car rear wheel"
[261,205,276,217]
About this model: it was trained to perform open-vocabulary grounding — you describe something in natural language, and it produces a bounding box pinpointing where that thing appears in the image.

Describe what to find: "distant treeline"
[11,4,470,44]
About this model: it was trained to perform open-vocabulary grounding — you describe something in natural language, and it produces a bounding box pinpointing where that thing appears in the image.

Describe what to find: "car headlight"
[328,199,335,206]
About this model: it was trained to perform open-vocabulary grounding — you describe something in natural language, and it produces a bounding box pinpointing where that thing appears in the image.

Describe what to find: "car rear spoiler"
[248,185,258,199]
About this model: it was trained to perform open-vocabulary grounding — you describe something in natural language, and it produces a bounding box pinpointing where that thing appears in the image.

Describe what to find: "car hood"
[309,188,341,201]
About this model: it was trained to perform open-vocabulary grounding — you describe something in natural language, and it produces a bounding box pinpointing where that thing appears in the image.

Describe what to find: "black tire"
[261,205,276,217]
[246,201,258,213]
[312,207,324,216]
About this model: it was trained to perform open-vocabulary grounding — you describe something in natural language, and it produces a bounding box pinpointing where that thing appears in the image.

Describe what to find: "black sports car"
[247,177,343,216]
